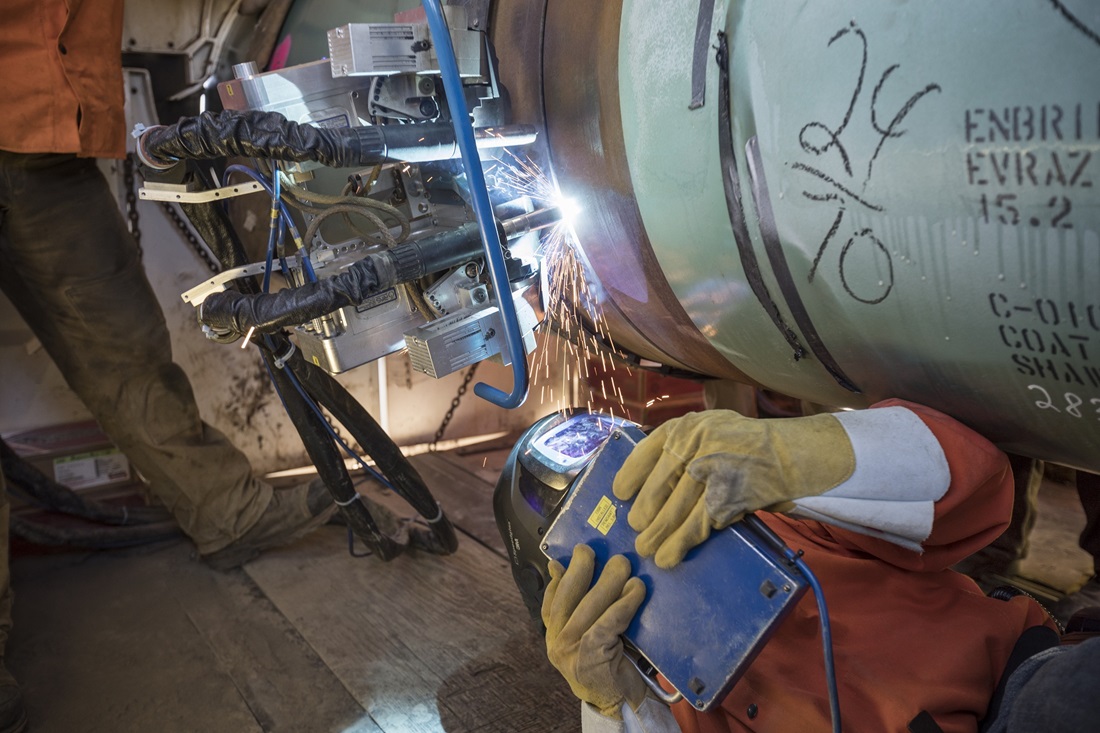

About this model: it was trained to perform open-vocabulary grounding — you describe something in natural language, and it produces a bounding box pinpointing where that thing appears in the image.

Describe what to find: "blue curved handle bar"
[421,0,530,409]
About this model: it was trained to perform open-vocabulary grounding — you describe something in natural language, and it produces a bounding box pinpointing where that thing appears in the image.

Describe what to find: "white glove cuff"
[580,699,681,733]
[790,406,950,550]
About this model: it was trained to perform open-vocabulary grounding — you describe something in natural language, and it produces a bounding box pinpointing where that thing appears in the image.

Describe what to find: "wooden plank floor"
[8,447,578,733]
[6,446,1093,732]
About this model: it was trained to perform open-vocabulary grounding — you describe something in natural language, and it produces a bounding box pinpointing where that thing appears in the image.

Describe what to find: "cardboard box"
[3,420,132,492]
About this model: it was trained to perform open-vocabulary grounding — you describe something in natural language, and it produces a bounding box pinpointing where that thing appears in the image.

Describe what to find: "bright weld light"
[554,195,582,226]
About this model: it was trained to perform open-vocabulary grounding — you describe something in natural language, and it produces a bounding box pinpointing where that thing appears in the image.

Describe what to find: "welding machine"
[494,410,813,711]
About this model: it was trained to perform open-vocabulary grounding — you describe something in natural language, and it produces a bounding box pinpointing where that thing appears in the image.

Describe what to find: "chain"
[123,154,142,260]
[159,201,222,274]
[430,362,479,450]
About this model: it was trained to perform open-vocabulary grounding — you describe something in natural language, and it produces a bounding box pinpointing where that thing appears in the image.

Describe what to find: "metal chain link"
[430,362,479,450]
[123,154,142,260]
[159,201,222,274]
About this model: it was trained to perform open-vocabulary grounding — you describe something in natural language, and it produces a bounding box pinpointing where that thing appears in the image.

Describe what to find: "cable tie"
[273,341,297,369]
[424,501,444,524]
[335,493,362,508]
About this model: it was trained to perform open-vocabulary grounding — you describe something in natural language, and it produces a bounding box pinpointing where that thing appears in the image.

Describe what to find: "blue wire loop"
[742,514,841,732]
[420,0,529,408]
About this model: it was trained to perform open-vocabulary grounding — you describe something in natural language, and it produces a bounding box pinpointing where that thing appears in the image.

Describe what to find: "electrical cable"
[222,164,317,282]
[282,172,411,244]
[793,556,842,733]
[1,438,173,527]
[259,337,404,560]
[10,516,181,549]
[262,164,281,294]
[741,515,841,732]
[284,349,457,554]
[254,184,392,494]
[263,336,392,491]
[302,203,397,250]
[236,171,402,559]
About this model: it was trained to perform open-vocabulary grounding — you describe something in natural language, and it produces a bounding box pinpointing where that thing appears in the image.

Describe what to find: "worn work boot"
[0,663,27,733]
[202,479,337,571]
[1049,576,1100,626]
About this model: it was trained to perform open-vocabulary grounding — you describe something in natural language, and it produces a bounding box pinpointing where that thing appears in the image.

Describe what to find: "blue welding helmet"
[493,410,631,622]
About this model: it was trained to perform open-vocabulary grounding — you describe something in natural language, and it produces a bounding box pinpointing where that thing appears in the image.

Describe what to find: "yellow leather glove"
[612,410,855,568]
[542,544,648,719]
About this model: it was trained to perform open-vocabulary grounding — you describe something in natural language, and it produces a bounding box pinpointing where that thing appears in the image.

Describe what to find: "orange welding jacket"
[670,400,1058,733]
[0,0,126,159]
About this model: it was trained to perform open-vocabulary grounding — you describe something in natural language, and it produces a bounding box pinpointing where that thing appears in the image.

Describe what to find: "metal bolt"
[485,328,496,339]
[464,263,479,278]
[473,289,486,303]
[418,202,429,213]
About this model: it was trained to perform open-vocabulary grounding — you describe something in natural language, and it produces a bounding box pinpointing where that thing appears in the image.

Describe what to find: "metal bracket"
[181,261,271,307]
[140,180,265,204]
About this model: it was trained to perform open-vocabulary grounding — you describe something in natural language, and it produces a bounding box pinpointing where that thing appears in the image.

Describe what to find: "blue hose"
[420,0,529,408]
[263,168,281,293]
[792,554,842,733]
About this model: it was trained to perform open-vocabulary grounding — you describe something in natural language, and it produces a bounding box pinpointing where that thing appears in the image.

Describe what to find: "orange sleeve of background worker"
[671,399,1058,733]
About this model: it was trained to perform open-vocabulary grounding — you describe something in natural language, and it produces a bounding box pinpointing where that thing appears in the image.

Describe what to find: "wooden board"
[9,541,370,733]
[245,526,579,733]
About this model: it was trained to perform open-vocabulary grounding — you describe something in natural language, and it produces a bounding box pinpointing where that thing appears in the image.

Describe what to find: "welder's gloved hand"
[613,410,855,568]
[542,544,648,720]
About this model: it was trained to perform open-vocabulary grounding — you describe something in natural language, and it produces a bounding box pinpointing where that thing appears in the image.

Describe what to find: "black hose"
[261,338,404,560]
[286,350,458,555]
[139,110,380,169]
[11,516,181,549]
[1,438,173,526]
[180,199,257,279]
[198,221,488,337]
[138,110,536,170]
[200,250,396,336]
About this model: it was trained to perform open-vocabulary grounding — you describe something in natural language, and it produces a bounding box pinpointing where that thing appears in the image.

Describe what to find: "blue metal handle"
[421,0,529,409]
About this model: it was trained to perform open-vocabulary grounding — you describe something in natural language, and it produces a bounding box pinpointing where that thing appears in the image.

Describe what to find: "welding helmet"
[493,410,631,621]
